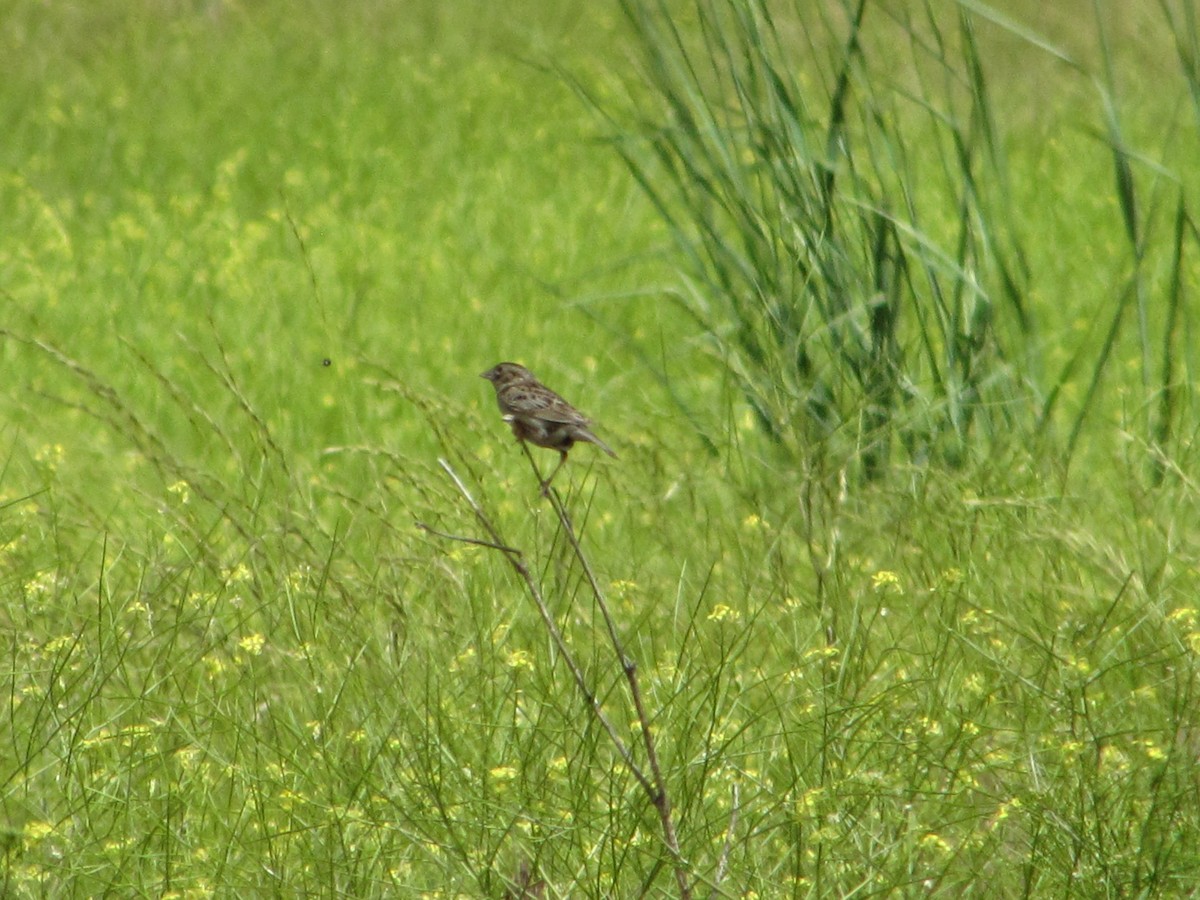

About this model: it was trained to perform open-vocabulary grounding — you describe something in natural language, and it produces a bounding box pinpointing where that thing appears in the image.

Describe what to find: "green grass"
[586,0,1200,482]
[3,0,1200,896]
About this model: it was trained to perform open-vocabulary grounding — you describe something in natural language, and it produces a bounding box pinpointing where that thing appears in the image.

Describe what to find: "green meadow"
[3,0,1199,896]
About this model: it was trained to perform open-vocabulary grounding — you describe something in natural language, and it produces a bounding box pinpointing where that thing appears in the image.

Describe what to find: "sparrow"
[481,362,616,492]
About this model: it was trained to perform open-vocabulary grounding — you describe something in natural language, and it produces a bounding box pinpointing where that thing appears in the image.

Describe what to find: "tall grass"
[594,0,1200,481]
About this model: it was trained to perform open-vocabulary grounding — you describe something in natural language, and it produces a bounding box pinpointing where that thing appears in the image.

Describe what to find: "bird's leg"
[539,451,568,498]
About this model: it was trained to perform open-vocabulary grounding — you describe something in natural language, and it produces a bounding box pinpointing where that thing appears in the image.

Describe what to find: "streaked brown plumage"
[481,362,616,491]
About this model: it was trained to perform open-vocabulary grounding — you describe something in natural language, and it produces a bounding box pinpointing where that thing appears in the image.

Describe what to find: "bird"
[480,362,616,493]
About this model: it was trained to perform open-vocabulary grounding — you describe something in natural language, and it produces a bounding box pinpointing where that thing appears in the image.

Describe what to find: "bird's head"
[480,362,533,385]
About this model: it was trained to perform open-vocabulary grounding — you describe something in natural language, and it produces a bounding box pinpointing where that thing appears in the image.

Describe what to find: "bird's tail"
[580,429,617,458]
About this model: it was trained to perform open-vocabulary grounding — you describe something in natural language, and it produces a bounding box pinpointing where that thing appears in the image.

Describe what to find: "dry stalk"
[424,455,692,899]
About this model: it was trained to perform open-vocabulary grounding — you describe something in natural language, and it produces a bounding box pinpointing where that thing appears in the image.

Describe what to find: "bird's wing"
[507,386,590,425]
[537,398,591,425]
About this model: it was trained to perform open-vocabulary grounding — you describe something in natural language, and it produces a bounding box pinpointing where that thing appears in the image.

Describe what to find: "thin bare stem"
[709,782,740,899]
[415,521,522,554]
[431,459,655,799]
[518,445,692,899]
[431,455,692,898]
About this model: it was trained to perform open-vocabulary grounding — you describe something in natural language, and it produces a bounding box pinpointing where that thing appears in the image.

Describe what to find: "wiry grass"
[2,1,1200,897]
